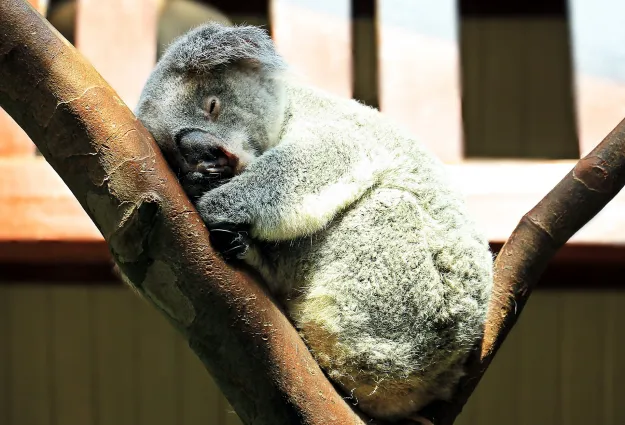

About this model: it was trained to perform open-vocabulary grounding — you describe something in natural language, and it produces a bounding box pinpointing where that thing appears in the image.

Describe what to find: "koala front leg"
[196,137,385,246]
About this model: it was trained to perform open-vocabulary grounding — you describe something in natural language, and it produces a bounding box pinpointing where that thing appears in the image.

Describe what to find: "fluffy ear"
[162,23,286,73]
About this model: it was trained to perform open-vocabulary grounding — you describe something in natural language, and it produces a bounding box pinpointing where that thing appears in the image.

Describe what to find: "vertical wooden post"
[270,0,352,98]
[568,0,625,157]
[460,1,579,159]
[377,0,463,162]
[75,0,160,110]
[351,0,378,109]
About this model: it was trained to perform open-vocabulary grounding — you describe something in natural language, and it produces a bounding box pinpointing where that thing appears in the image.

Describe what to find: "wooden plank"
[76,0,160,109]
[518,292,561,424]
[0,158,101,241]
[0,242,110,265]
[569,0,625,156]
[0,285,8,425]
[50,285,95,425]
[93,286,138,425]
[574,77,625,156]
[199,0,267,27]
[522,19,579,159]
[460,18,579,159]
[377,0,463,162]
[3,158,625,265]
[178,335,225,425]
[473,314,522,425]
[270,0,351,98]
[7,285,53,425]
[560,292,607,425]
[4,248,625,290]
[447,161,625,245]
[0,111,36,157]
[136,294,180,425]
[604,291,625,425]
[351,0,378,109]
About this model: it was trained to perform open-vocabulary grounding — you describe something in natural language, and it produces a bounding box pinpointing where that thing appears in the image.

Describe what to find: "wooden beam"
[377,0,463,162]
[75,0,160,109]
[0,158,101,241]
[1,157,624,265]
[351,0,378,108]
[460,16,579,159]
[448,160,625,245]
[270,0,352,98]
[568,0,625,157]
[0,112,36,157]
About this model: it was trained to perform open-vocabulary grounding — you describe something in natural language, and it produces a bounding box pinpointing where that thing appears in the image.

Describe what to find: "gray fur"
[162,22,286,73]
[135,23,494,422]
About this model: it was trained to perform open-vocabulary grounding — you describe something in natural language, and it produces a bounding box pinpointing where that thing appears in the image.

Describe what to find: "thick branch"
[6,2,625,424]
[426,121,625,423]
[0,2,364,424]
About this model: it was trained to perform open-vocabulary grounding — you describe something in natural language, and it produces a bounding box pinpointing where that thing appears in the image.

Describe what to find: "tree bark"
[424,116,625,425]
[0,2,364,424]
[2,1,625,425]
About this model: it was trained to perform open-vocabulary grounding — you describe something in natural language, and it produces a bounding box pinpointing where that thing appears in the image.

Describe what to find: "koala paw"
[207,222,251,261]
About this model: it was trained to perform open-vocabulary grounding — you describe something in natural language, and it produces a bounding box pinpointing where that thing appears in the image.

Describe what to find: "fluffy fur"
[135,23,494,421]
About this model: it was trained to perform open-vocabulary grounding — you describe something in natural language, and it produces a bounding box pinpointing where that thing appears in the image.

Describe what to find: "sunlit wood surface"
[76,0,160,110]
[1,157,623,264]
[378,0,463,163]
[270,0,352,98]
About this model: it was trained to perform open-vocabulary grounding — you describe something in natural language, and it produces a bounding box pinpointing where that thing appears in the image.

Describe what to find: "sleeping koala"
[135,23,493,422]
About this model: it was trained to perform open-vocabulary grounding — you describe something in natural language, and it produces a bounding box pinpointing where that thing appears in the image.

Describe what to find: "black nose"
[176,129,218,164]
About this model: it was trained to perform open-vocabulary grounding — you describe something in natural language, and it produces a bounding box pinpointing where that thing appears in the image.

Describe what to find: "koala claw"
[208,222,251,261]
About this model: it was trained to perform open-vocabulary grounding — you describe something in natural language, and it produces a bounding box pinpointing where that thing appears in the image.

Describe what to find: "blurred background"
[1,0,625,424]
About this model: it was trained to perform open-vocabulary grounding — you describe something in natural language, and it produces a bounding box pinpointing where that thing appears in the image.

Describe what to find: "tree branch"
[4,2,625,425]
[0,2,365,424]
[425,119,625,424]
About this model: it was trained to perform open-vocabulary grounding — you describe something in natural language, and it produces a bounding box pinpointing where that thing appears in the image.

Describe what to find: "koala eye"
[203,96,221,120]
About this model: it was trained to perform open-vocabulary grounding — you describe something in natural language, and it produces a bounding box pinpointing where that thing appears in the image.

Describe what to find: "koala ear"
[163,23,286,74]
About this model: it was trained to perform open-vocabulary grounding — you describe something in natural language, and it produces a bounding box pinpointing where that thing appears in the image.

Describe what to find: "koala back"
[242,80,494,420]
[134,22,494,422]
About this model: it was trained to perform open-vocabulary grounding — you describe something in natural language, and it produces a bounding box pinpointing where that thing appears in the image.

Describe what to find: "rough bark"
[2,1,625,425]
[0,2,365,424]
[423,119,625,424]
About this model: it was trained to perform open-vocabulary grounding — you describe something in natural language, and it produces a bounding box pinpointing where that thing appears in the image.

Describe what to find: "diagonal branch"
[426,117,625,424]
[3,2,625,425]
[0,2,365,424]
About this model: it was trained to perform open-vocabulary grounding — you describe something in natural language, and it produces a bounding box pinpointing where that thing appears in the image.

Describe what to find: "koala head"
[135,23,288,198]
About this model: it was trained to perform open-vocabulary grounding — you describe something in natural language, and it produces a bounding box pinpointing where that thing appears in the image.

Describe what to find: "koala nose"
[176,129,219,164]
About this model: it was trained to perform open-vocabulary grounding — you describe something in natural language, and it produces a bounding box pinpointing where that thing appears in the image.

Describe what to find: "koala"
[135,23,494,422]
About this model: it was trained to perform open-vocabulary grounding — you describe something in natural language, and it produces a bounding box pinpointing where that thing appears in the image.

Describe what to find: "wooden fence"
[1,2,625,425]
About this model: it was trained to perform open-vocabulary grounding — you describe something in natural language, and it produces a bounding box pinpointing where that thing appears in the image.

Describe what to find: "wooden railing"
[1,0,624,279]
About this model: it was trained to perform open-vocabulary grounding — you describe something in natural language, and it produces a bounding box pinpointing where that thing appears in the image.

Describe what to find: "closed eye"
[203,96,221,120]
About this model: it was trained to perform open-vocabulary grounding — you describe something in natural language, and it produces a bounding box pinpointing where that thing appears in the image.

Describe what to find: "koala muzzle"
[177,130,238,179]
